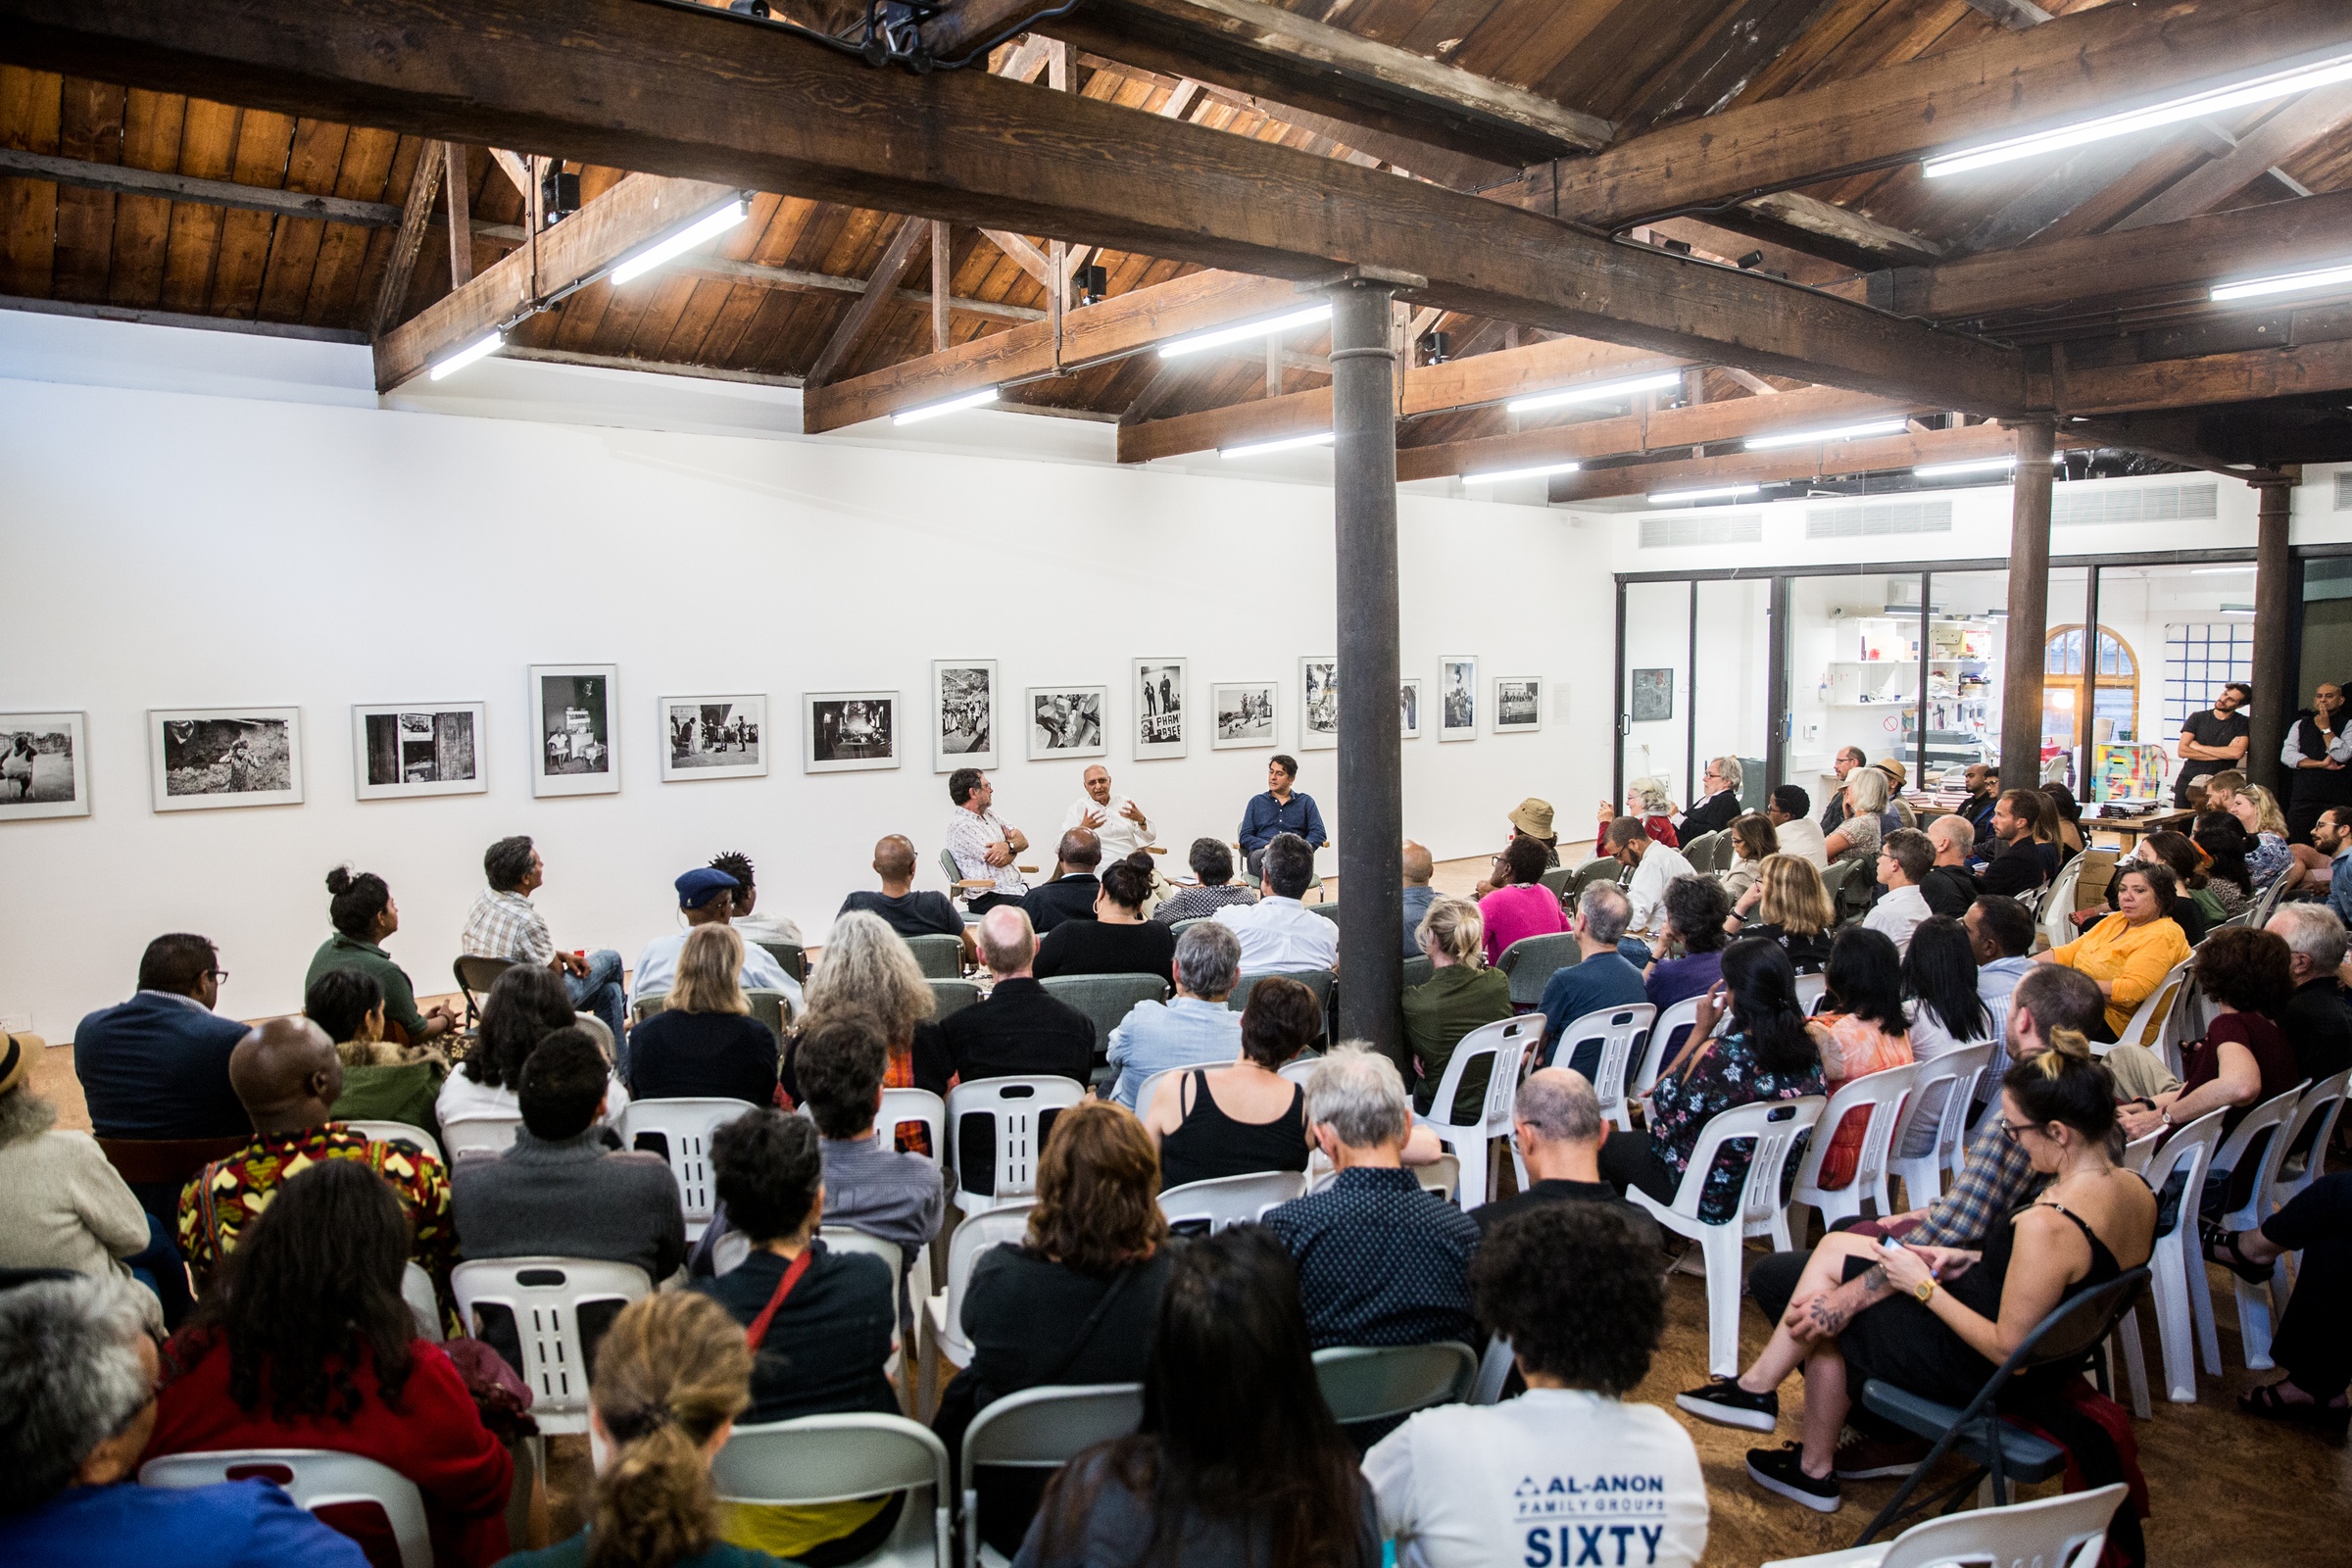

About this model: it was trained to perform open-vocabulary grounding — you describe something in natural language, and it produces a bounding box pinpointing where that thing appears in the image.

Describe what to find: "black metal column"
[2000,421,2055,783]
[2251,481,2294,795]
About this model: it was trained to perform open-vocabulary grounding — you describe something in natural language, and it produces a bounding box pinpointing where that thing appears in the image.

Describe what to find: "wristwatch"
[1913,1278,1937,1304]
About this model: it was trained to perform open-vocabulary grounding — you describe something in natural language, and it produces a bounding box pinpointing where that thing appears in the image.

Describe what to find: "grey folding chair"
[905,933,965,979]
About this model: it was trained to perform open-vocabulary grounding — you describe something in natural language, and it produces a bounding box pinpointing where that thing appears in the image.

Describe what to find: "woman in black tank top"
[1158,1069,1309,1191]
[1143,975,1321,1191]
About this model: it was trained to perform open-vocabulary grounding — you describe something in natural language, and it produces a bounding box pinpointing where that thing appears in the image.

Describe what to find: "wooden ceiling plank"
[804,213,928,384]
[205,106,295,318]
[302,122,396,326]
[251,116,347,321]
[0,144,407,224]
[49,76,122,304]
[370,135,442,334]
[2113,87,2352,231]
[1548,421,2022,501]
[2058,337,2352,416]
[0,65,61,298]
[106,86,182,307]
[156,93,234,314]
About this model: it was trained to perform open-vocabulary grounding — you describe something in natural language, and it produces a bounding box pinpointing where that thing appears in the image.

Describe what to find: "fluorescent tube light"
[1463,461,1583,485]
[1504,370,1685,416]
[610,197,751,285]
[428,329,504,380]
[1925,51,2352,178]
[1220,430,1335,459]
[1647,484,1760,506]
[893,387,999,425]
[1159,304,1332,359]
[1913,456,2017,479]
[1745,418,1909,452]
[2190,566,2256,575]
[2211,260,2352,304]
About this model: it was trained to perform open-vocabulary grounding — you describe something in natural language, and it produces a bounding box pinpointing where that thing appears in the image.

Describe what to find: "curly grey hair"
[805,909,936,1040]
[0,1275,154,1514]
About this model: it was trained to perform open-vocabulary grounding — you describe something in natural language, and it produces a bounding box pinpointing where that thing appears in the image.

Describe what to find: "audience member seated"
[1214,833,1340,972]
[1879,757,1919,828]
[1767,785,1830,869]
[630,867,800,1019]
[2212,1171,2352,1437]
[1369,1202,1707,1568]
[1263,1049,1479,1351]
[1477,835,1569,963]
[1397,839,1438,956]
[438,964,628,1133]
[2037,863,2191,1043]
[710,850,803,948]
[773,1008,947,1293]
[1721,811,1777,903]
[1598,775,1683,851]
[1956,762,2000,846]
[1822,765,1889,869]
[625,927,781,1106]
[1475,1070,1658,1249]
[1062,762,1154,863]
[74,931,250,1143]
[1536,884,1649,1076]
[1472,800,1562,897]
[2270,904,2352,1085]
[1863,828,1935,956]
[180,1018,454,1301]
[2319,808,2352,924]
[2019,786,2066,881]
[1919,816,1982,919]
[1679,756,1746,842]
[1034,856,1177,983]
[1967,896,2038,1074]
[462,834,627,1054]
[308,866,460,1047]
[940,907,1096,1088]
[0,1275,368,1568]
[309,968,446,1138]
[1893,916,1993,1160]
[1646,876,1734,1011]
[1977,789,2052,898]
[1400,898,1513,1118]
[1238,754,1327,879]
[1606,816,1696,955]
[1017,1226,1382,1568]
[839,834,967,941]
[1106,922,1245,1109]
[795,913,944,1142]
[688,1109,902,1564]
[2193,811,2257,917]
[2043,782,2091,863]
[1730,855,1835,975]
[1819,748,1868,832]
[451,1029,684,1286]
[151,1161,514,1565]
[1151,837,1260,926]
[1022,829,1102,937]
[1806,927,1915,1190]
[947,767,1033,914]
[2222,782,2296,892]
[1144,975,1315,1192]
[2077,831,2213,946]
[939,1101,1174,1559]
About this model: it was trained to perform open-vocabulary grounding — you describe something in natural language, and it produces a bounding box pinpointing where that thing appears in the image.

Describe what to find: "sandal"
[2239,1382,2352,1438]
[2207,1230,2277,1286]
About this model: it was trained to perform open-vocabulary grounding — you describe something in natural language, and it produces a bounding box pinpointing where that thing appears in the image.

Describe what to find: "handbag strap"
[1034,1262,1140,1385]
[743,1246,818,1350]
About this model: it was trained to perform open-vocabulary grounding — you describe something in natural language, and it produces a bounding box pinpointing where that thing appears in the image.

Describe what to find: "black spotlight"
[1419,330,1451,366]
[1738,250,1765,270]
[540,165,580,225]
[728,0,771,15]
[1076,264,1108,306]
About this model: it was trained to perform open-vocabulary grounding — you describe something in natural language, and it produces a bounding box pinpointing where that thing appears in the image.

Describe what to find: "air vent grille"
[1639,512,1762,548]
[2051,483,2217,526]
[1803,500,1953,539]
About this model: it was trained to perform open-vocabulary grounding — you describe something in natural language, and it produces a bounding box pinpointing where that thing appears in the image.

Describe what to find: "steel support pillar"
[2000,420,2055,784]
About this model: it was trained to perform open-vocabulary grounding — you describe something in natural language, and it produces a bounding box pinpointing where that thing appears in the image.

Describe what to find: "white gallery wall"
[0,313,1614,1038]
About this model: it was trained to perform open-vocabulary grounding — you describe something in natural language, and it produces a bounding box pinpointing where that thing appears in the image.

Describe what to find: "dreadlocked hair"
[586,1293,752,1568]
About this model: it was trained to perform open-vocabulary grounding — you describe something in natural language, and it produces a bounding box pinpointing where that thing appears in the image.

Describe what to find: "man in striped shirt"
[461,834,627,1050]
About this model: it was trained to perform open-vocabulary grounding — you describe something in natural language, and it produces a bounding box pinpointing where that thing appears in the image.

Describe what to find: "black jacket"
[1021,874,1101,934]
[1679,789,1742,841]
[937,976,1096,1085]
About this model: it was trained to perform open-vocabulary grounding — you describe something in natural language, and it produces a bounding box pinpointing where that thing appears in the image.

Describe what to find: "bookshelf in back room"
[1791,576,2001,802]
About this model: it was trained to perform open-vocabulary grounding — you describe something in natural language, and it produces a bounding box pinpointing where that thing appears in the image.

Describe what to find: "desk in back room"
[2086,808,2196,852]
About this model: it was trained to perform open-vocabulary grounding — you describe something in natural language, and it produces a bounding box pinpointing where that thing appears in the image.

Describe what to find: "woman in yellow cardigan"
[2036,863,2192,1043]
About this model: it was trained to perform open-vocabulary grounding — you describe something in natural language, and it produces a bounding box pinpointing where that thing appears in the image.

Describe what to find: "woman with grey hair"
[795,909,944,1151]
[1822,765,1888,868]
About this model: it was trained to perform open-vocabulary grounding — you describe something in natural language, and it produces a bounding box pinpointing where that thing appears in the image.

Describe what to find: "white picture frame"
[932,660,998,771]
[1211,681,1279,750]
[807,690,901,773]
[531,664,619,798]
[351,703,488,801]
[1298,657,1338,751]
[660,693,769,782]
[0,710,89,820]
[1026,685,1108,760]
[1494,675,1544,733]
[1398,678,1422,740]
[149,707,303,812]
[1439,656,1478,742]
[1132,658,1187,760]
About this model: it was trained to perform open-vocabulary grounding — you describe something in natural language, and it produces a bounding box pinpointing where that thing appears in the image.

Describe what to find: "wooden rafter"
[1549,424,2025,503]
[443,141,471,287]
[2057,337,2352,416]
[370,138,443,336]
[487,146,532,196]
[2112,88,2352,231]
[805,216,931,386]
[0,144,402,225]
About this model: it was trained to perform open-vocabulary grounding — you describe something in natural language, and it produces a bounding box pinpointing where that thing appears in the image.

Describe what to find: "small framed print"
[353,704,487,801]
[808,691,901,773]
[0,710,89,820]
[1398,678,1423,740]
[933,660,998,771]
[1027,685,1108,760]
[1494,676,1544,733]
[1439,656,1478,742]
[661,694,768,782]
[1298,657,1338,751]
[532,664,619,797]
[1133,659,1187,760]
[1211,681,1278,750]
[1631,667,1675,723]
[150,707,303,811]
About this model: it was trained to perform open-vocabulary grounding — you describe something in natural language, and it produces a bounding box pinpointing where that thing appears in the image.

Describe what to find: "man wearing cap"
[1474,800,1560,897]
[631,868,802,1011]
[1678,758,1744,841]
[1061,763,1154,863]
[1877,757,1919,828]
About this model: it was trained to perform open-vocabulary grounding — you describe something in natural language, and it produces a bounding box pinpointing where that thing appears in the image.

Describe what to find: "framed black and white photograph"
[1399,679,1422,740]
[932,661,997,771]
[352,704,486,802]
[1027,686,1107,760]
[1298,658,1338,751]
[149,707,303,812]
[1211,681,1278,750]
[807,691,900,774]
[1133,659,1186,760]
[1439,657,1478,742]
[0,710,89,821]
[1631,667,1675,723]
[1494,676,1544,733]
[661,694,768,782]
[531,664,618,798]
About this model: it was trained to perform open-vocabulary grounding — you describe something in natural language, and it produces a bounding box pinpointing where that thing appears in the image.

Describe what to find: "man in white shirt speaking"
[1214,833,1339,971]
[1061,763,1153,863]
[1366,1200,1708,1568]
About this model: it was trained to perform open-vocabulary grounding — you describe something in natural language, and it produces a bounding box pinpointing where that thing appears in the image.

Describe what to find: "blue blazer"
[73,992,252,1141]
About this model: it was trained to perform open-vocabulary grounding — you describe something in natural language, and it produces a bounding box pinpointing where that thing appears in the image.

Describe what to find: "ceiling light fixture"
[2210,259,2352,304]
[1219,430,1335,460]
[1462,461,1584,485]
[893,387,1000,425]
[429,329,505,380]
[610,197,752,286]
[1647,484,1761,506]
[1913,455,2018,479]
[1159,304,1332,359]
[1504,370,1685,416]
[2190,566,2257,575]
[1924,50,2352,178]
[1745,418,1909,452]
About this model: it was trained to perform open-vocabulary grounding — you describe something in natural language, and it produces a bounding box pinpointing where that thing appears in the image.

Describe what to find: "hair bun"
[2043,1027,2094,1066]
[325,866,353,896]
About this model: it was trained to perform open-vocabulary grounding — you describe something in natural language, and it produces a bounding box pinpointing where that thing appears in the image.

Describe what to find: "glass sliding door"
[1922,568,2006,789]
[1692,578,1772,810]
[1620,580,1692,821]
[1783,571,1925,818]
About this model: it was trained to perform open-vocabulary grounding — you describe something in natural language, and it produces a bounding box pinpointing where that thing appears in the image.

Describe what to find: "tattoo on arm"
[1862,1264,1889,1297]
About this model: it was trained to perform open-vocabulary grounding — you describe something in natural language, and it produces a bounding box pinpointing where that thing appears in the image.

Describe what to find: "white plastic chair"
[1414,1013,1540,1209]
[616,1097,756,1241]
[1629,1096,1827,1377]
[1157,1170,1305,1232]
[1470,1335,1516,1405]
[1758,1480,2125,1568]
[961,1384,1145,1567]
[141,1449,435,1568]
[1311,1342,1476,1425]
[1549,1002,1656,1132]
[438,1112,521,1161]
[2103,956,2192,1057]
[1793,973,1829,1015]
[875,1087,947,1162]
[946,1076,1087,1215]
[1636,996,1704,1098]
[2112,1105,2226,1407]
[1886,1043,1993,1209]
[916,1201,1034,1420]
[2276,1065,2351,1205]
[712,1413,951,1568]
[400,1262,440,1343]
[2037,852,2093,953]
[1790,1062,1922,1229]
[2194,1081,2311,1370]
[450,1256,652,1434]
[1276,1053,1322,1087]
[342,1120,444,1164]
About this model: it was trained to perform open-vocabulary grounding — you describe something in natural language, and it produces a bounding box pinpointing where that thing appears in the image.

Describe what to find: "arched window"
[2043,624,2140,745]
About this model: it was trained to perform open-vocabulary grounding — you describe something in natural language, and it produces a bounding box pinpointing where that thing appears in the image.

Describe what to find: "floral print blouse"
[1646,1027,1825,1223]
[2246,831,2292,892]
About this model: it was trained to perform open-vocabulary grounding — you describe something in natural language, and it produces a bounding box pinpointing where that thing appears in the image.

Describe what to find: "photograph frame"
[807,690,903,774]
[530,663,619,799]
[1398,678,1422,741]
[1210,680,1280,751]
[659,693,770,783]
[1438,656,1479,742]
[0,710,89,821]
[351,703,488,802]
[931,660,999,772]
[149,706,304,812]
[1298,657,1338,752]
[1631,667,1675,723]
[1132,658,1188,760]
[1494,675,1544,734]
[1025,685,1109,760]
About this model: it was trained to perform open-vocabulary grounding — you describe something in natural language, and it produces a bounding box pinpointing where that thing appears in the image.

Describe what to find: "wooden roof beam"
[804,215,930,386]
[371,139,443,336]
[2057,337,2352,416]
[1547,424,2025,503]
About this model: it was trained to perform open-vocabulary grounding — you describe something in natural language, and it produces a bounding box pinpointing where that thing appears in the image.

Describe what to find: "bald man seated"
[1920,813,1984,920]
[1062,763,1153,862]
[1023,827,1104,935]
[938,907,1098,1087]
[839,834,968,944]
[175,1016,456,1305]
[1475,1069,1658,1249]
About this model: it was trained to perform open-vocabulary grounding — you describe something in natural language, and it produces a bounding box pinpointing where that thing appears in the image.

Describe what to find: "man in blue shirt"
[1401,841,1438,957]
[1535,884,1649,1079]
[74,933,252,1144]
[1238,754,1327,880]
[1105,921,1246,1108]
[2315,808,2352,935]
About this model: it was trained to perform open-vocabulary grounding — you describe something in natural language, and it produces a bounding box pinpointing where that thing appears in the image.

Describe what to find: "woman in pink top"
[1804,926,1913,1190]
[1476,836,1569,963]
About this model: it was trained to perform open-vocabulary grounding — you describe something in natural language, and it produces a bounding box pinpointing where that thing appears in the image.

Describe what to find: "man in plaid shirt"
[462,833,627,1049]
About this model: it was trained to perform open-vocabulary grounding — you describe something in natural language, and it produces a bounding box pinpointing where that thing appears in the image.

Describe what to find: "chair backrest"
[1664,1097,1827,1227]
[437,1112,522,1161]
[1471,1334,1517,1405]
[744,987,793,1037]
[2112,956,2192,1054]
[616,1098,758,1234]
[1792,1061,1921,1203]
[1495,932,1583,1006]
[1555,1003,1656,1128]
[1167,916,1206,939]
[1870,1483,2128,1568]
[1414,1152,1461,1201]
[452,955,514,1030]
[1420,1013,1542,1135]
[343,1119,444,1165]
[874,1086,946,1162]
[753,940,808,982]
[938,848,966,899]
[2278,1066,2352,1188]
[94,1133,250,1189]
[713,1414,951,1568]
[946,1076,1087,1204]
[2210,1080,2311,1208]
[2246,869,2293,933]
[817,1226,904,1280]
[960,1383,1145,1493]
[1890,1042,1993,1176]
[1569,855,1619,896]
[1539,865,1573,896]
[631,991,668,1024]
[1793,973,1828,1015]
[140,1448,437,1568]
[400,1261,440,1342]
[1636,997,1703,1098]
[2011,1267,2154,1378]
[939,1203,1033,1348]
[905,933,965,979]
[1158,1170,1306,1232]
[1038,972,1172,1051]
[449,1257,653,1432]
[2039,852,2092,951]
[1681,831,1721,874]
[1311,1343,1477,1425]
[1402,955,1435,989]
[1308,901,1342,922]
[926,978,980,1019]
[2137,1104,2227,1242]
[1276,1051,1323,1087]
[1228,968,1337,1015]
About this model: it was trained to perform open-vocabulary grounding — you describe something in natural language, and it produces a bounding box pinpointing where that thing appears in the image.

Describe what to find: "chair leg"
[2153,1242,2198,1402]
[1454,1134,1490,1213]
[1701,1225,1742,1379]
[2115,1311,2152,1419]
[2188,1246,2224,1376]
[2234,1273,2278,1370]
